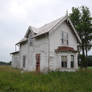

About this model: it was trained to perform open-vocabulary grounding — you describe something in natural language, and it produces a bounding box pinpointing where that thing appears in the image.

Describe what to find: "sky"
[0,0,92,62]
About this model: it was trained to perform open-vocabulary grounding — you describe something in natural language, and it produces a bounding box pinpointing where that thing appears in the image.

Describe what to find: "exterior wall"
[11,53,20,68]
[49,21,78,52]
[49,21,78,71]
[23,33,49,72]
[11,20,79,72]
[31,35,49,72]
[20,42,28,70]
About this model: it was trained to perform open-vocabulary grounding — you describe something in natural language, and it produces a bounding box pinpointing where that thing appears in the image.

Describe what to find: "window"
[61,56,67,68]
[67,33,68,45]
[71,55,74,68]
[23,55,26,68]
[61,32,68,45]
[29,33,33,45]
[62,32,64,44]
[30,38,33,45]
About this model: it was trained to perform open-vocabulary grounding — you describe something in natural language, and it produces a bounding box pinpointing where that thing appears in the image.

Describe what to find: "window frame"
[29,33,33,46]
[61,31,68,45]
[71,55,74,68]
[61,56,67,68]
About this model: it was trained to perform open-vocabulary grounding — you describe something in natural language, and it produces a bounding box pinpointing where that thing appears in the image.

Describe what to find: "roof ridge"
[25,15,68,38]
[38,17,63,29]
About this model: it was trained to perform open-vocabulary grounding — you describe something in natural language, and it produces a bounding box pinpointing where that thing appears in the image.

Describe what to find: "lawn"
[0,66,92,92]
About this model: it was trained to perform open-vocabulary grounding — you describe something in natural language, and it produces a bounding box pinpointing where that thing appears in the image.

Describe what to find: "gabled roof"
[16,38,27,45]
[25,26,39,38]
[24,16,67,38]
[67,18,81,43]
[17,15,81,44]
[35,16,64,37]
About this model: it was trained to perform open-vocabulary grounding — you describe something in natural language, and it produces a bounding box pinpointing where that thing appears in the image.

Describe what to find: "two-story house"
[11,15,81,72]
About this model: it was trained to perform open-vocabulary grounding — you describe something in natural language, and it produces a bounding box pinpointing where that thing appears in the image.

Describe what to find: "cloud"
[0,0,92,62]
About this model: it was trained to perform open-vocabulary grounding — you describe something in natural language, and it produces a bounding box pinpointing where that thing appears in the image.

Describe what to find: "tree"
[69,6,92,68]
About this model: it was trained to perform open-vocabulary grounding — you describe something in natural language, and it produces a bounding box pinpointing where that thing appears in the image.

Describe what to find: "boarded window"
[29,33,33,45]
[61,56,67,68]
[71,55,74,68]
[30,38,33,45]
[62,32,64,44]
[23,55,26,68]
[67,33,68,45]
[61,32,68,45]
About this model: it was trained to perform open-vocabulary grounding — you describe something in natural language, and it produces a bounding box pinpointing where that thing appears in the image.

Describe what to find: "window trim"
[71,55,74,68]
[61,56,67,68]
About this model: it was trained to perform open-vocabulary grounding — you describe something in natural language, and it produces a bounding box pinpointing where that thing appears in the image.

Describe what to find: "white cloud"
[0,0,92,62]
[9,0,27,19]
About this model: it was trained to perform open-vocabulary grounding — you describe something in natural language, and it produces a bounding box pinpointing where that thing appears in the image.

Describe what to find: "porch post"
[67,55,71,69]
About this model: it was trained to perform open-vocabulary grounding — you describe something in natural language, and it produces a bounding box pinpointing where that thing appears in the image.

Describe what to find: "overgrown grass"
[88,66,92,69]
[0,66,92,92]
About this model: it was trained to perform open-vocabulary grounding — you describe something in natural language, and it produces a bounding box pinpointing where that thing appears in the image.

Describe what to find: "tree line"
[69,6,92,68]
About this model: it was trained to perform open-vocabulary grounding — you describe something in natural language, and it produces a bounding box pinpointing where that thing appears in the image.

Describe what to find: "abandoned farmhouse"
[11,14,81,72]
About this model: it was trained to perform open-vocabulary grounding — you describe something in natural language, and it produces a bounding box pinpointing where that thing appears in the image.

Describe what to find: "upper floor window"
[61,32,68,45]
[30,38,33,45]
[29,33,33,45]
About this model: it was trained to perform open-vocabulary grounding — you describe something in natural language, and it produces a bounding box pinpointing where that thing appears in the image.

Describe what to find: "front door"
[36,54,40,72]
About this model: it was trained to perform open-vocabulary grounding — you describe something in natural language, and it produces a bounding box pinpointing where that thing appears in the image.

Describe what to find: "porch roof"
[10,51,20,55]
[55,46,77,53]
[16,38,27,45]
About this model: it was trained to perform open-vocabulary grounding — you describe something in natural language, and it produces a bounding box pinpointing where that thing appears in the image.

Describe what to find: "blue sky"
[0,0,92,62]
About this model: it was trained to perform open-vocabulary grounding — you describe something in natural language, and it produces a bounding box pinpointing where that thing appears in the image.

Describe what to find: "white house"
[11,15,81,72]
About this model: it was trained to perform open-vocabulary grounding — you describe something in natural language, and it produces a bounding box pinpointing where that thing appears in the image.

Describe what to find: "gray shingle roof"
[36,17,63,36]
[17,15,81,44]
[16,38,27,45]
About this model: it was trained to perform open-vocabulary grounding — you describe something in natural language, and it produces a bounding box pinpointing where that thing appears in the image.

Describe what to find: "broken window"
[61,32,68,45]
[71,55,74,68]
[61,56,67,68]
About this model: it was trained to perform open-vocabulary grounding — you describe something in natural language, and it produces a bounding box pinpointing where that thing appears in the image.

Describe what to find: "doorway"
[36,54,40,72]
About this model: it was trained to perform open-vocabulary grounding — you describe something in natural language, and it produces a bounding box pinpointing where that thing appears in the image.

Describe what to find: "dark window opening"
[62,32,64,44]
[67,33,68,45]
[71,55,74,68]
[61,56,67,68]
[62,62,67,68]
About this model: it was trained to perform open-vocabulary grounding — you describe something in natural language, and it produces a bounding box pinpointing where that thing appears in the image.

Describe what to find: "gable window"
[62,32,64,44]
[61,56,67,68]
[30,38,33,45]
[67,33,68,45]
[71,55,74,68]
[23,55,26,68]
[61,32,68,45]
[29,33,33,45]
